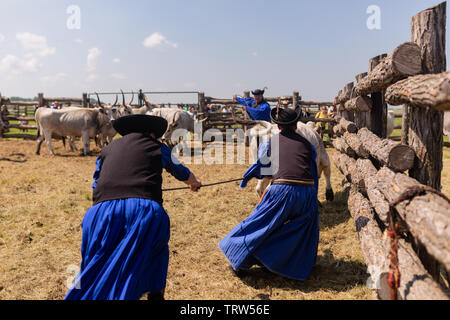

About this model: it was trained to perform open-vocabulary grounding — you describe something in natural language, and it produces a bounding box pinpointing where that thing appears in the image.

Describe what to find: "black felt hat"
[270,107,301,126]
[251,89,265,95]
[112,114,168,138]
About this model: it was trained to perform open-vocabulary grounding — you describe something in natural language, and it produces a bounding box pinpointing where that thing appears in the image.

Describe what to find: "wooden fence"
[0,93,86,140]
[332,2,449,300]
[197,91,337,145]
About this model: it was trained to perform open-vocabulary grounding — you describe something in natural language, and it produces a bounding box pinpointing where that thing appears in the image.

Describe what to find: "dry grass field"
[0,138,448,300]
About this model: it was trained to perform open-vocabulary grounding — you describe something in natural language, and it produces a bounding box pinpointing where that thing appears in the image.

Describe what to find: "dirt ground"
[0,139,448,300]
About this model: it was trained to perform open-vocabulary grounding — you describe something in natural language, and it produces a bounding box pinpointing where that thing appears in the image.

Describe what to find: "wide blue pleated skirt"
[65,198,170,300]
[219,184,319,280]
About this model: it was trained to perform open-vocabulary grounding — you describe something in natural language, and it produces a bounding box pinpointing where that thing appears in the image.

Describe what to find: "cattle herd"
[33,92,207,155]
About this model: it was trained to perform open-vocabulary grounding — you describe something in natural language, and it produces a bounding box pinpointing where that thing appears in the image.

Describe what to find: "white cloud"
[0,54,40,74]
[74,38,83,44]
[0,34,5,42]
[251,51,258,57]
[87,47,101,72]
[40,73,68,86]
[111,73,126,80]
[143,32,178,49]
[16,32,55,57]
[112,58,120,63]
[86,73,99,82]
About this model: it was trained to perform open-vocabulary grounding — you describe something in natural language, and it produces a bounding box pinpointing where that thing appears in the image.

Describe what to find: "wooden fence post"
[293,91,299,110]
[409,1,446,281]
[82,93,88,108]
[354,72,370,129]
[38,93,44,108]
[369,54,388,137]
[198,92,205,112]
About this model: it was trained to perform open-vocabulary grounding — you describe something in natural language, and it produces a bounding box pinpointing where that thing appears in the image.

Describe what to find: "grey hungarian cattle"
[444,111,450,141]
[35,107,112,156]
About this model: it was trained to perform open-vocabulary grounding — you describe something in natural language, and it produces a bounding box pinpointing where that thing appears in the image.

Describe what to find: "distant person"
[300,107,311,119]
[315,105,329,135]
[19,113,29,132]
[50,103,57,110]
[328,105,337,118]
[233,89,271,122]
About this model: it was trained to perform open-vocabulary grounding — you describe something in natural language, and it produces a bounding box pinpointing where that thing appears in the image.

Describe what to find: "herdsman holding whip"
[65,114,202,300]
[219,107,320,280]
[233,88,271,122]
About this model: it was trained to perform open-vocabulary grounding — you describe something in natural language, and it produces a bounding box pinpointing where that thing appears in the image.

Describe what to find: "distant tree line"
[10,96,38,102]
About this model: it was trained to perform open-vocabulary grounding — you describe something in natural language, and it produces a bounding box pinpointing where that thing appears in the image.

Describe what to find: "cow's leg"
[69,137,78,152]
[81,131,90,156]
[256,178,271,198]
[321,163,334,201]
[36,134,45,155]
[43,130,55,156]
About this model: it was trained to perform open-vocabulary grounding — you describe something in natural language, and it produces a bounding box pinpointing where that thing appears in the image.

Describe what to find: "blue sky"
[0,0,448,104]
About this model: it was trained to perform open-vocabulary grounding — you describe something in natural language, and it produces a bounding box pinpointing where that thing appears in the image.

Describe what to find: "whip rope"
[162,178,243,192]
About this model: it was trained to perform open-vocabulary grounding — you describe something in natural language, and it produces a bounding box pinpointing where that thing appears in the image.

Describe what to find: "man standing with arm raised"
[233,88,271,122]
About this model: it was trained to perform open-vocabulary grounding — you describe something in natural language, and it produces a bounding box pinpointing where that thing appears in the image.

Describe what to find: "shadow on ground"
[237,248,368,299]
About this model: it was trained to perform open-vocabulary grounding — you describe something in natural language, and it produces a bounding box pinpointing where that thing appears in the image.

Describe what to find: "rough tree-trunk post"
[293,91,299,111]
[198,92,205,113]
[410,1,446,281]
[369,54,388,138]
[82,93,88,108]
[354,72,371,128]
[37,93,44,108]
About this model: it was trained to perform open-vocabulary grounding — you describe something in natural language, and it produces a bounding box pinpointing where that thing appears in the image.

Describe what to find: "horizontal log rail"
[44,97,83,103]
[5,101,38,106]
[385,71,450,111]
[376,167,450,271]
[1,133,38,140]
[5,124,37,130]
[348,188,448,300]
[355,42,423,96]
[4,116,35,122]
[357,128,415,172]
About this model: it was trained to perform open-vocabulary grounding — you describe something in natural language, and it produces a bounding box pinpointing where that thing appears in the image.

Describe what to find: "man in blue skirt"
[219,108,319,280]
[233,89,271,122]
[65,114,201,300]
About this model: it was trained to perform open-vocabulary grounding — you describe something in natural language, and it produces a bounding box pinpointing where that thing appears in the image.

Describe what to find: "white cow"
[246,120,334,202]
[387,110,395,137]
[94,92,133,146]
[444,111,450,141]
[35,107,112,156]
[147,108,207,147]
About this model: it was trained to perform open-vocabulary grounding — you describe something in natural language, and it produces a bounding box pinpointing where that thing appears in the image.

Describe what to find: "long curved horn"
[121,89,125,106]
[142,93,161,109]
[95,92,103,108]
[112,94,118,106]
[128,91,134,105]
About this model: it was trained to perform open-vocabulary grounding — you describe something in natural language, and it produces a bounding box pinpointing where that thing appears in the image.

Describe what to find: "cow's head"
[0,96,10,105]
[95,93,122,121]
[116,89,134,116]
[142,93,161,110]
